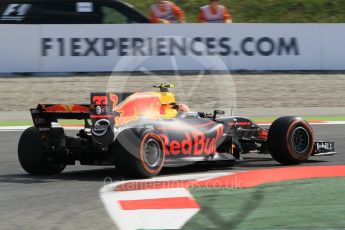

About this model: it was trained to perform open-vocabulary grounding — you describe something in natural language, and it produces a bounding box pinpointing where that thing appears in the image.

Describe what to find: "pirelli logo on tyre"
[92,119,110,137]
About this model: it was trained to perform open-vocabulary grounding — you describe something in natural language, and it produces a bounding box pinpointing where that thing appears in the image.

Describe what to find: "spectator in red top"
[149,0,185,24]
[197,0,232,23]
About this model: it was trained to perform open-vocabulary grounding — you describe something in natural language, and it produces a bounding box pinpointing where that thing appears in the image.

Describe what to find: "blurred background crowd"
[130,0,345,23]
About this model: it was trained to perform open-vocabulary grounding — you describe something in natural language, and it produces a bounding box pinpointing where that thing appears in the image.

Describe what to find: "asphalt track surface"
[0,125,344,230]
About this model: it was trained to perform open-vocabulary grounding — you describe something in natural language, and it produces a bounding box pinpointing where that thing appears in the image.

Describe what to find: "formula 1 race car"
[18,83,336,178]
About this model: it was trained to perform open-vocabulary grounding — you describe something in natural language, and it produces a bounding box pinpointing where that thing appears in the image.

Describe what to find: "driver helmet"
[177,103,190,112]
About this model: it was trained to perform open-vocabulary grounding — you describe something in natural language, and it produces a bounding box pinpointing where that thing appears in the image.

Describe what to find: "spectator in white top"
[149,0,185,23]
[197,0,232,23]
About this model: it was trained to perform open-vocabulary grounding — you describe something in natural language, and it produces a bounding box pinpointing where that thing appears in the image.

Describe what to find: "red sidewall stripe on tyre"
[139,132,165,175]
[285,120,314,161]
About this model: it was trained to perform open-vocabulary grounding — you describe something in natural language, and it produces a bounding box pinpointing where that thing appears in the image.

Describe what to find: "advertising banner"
[0,24,344,72]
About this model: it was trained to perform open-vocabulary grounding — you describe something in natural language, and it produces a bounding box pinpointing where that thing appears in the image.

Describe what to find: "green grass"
[126,0,345,23]
[184,177,345,229]
[0,116,344,126]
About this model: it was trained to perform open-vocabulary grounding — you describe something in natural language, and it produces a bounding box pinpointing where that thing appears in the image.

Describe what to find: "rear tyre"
[267,116,314,165]
[112,130,165,178]
[18,127,66,175]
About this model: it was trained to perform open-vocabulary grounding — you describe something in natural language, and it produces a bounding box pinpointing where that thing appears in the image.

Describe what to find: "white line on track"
[314,121,345,125]
[1,121,345,132]
[259,121,345,126]
[0,126,81,132]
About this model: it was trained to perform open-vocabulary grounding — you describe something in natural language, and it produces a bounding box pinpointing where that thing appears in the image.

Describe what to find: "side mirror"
[213,110,225,120]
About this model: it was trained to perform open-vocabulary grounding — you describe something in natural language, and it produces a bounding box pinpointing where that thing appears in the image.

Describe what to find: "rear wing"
[30,91,155,130]
[30,104,91,130]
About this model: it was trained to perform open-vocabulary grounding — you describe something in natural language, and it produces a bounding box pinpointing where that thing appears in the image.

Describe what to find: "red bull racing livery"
[18,84,336,178]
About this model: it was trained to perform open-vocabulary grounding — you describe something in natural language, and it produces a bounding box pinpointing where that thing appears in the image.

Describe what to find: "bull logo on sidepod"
[110,93,164,126]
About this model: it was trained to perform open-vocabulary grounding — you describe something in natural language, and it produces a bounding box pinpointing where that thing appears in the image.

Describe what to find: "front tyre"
[268,116,314,165]
[113,130,165,178]
[18,127,66,175]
